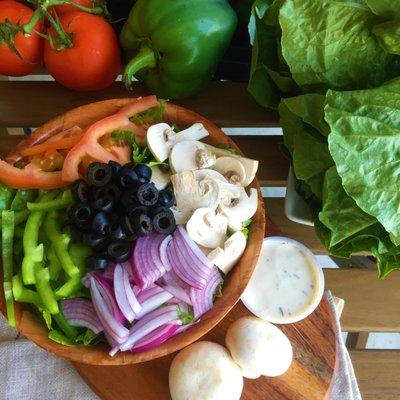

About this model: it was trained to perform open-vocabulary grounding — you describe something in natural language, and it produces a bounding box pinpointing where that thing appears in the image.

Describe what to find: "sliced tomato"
[62,96,159,182]
[0,160,67,189]
[20,136,83,157]
[33,150,65,172]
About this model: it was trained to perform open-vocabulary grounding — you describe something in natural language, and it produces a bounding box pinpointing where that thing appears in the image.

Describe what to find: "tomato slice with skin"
[62,96,159,182]
[0,160,67,189]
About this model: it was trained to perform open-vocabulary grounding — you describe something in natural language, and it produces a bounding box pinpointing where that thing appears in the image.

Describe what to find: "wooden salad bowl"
[0,99,265,365]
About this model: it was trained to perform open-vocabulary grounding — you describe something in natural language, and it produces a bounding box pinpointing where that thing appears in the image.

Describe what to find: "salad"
[0,96,259,356]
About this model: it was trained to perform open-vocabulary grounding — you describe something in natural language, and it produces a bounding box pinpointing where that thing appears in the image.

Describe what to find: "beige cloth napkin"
[326,291,362,400]
[0,292,360,400]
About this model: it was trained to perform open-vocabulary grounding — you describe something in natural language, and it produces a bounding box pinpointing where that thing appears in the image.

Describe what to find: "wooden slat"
[235,135,288,186]
[325,269,400,332]
[265,197,326,253]
[351,350,400,400]
[0,81,278,128]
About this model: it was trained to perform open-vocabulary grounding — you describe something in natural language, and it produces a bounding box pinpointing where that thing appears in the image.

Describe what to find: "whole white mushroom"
[169,341,243,400]
[225,317,293,379]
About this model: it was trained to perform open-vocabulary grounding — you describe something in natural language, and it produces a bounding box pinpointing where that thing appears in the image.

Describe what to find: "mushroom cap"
[169,341,243,400]
[186,208,228,248]
[213,156,246,186]
[225,317,293,379]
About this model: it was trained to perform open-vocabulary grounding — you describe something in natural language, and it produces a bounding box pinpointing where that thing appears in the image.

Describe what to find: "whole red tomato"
[44,11,120,91]
[50,0,95,17]
[0,1,43,76]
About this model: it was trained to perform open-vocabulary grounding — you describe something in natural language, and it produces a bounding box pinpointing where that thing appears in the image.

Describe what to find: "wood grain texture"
[325,269,400,332]
[0,81,278,128]
[0,98,265,365]
[75,299,338,400]
[350,350,400,400]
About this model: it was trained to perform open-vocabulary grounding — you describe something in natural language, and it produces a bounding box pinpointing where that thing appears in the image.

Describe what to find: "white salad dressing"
[242,237,324,324]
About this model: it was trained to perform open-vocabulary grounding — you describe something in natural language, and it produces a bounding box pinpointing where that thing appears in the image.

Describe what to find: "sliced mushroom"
[219,188,258,225]
[207,231,247,274]
[212,157,246,186]
[168,123,209,144]
[205,144,259,186]
[186,208,228,248]
[147,123,209,162]
[193,169,228,183]
[151,165,171,190]
[147,123,174,162]
[171,172,220,224]
[170,141,216,173]
[171,207,193,225]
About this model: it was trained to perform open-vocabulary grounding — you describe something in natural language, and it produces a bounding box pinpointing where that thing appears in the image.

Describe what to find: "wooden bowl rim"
[0,98,265,365]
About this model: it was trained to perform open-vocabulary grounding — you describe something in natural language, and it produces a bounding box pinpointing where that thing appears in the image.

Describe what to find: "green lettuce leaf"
[316,167,400,277]
[279,0,399,90]
[373,20,400,55]
[326,77,400,246]
[248,0,298,109]
[365,0,400,19]
[280,94,333,199]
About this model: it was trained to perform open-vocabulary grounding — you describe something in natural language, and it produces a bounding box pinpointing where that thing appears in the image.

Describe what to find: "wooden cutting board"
[74,298,337,400]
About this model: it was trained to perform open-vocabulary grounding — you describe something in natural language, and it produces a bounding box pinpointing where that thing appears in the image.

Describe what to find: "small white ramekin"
[241,236,325,324]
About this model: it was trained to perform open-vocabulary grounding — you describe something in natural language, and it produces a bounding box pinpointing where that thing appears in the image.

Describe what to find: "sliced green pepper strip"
[21,211,45,285]
[14,210,30,226]
[55,275,82,299]
[43,211,79,278]
[70,243,91,274]
[11,189,37,211]
[0,185,15,212]
[27,190,73,212]
[53,312,78,339]
[2,210,15,327]
[47,245,63,281]
[12,274,43,308]
[48,330,75,346]
[34,265,59,314]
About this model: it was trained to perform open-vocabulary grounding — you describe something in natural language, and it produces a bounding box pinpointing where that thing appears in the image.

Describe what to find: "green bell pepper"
[34,264,59,315]
[12,274,43,308]
[43,211,80,279]
[120,0,237,99]
[2,210,15,327]
[0,185,16,212]
[27,189,73,212]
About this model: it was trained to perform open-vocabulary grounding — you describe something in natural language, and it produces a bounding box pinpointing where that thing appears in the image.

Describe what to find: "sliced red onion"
[159,270,192,304]
[173,236,211,282]
[102,264,115,282]
[90,277,129,344]
[115,305,181,353]
[60,298,103,334]
[159,235,172,271]
[177,225,214,268]
[136,284,165,303]
[190,267,223,319]
[121,260,136,283]
[132,236,167,288]
[123,268,142,315]
[91,273,125,325]
[131,324,179,353]
[168,237,207,289]
[114,264,141,322]
[136,287,173,319]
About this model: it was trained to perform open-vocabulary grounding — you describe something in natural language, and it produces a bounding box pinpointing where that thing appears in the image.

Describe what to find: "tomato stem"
[45,11,73,50]
[22,9,43,35]
[0,20,25,60]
